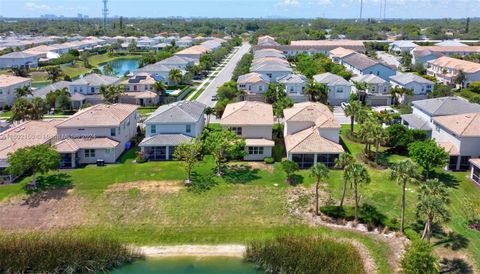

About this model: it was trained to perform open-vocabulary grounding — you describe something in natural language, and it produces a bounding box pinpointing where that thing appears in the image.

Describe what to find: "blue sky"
[0,0,478,19]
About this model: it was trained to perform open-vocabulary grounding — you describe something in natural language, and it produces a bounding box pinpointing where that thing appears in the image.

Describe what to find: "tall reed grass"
[245,235,366,274]
[0,233,143,273]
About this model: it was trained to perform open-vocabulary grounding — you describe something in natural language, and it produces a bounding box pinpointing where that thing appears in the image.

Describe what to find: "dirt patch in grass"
[0,189,89,230]
[106,181,183,193]
[229,162,274,173]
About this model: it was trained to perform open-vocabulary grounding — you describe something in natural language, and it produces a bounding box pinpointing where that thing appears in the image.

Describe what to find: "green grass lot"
[61,64,90,79]
[1,124,479,271]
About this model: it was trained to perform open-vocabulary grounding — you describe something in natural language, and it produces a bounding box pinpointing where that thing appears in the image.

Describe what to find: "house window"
[151,125,157,134]
[110,128,116,137]
[292,154,315,169]
[336,88,343,93]
[230,127,242,136]
[248,146,264,155]
[85,149,95,158]
[186,124,191,133]
[259,86,263,92]
[316,154,339,168]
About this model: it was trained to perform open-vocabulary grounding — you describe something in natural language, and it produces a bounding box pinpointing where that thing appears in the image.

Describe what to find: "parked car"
[211,95,218,101]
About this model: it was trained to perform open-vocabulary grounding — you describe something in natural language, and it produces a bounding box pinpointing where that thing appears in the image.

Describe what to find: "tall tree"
[173,139,202,184]
[15,86,32,98]
[282,160,299,185]
[334,153,355,207]
[345,162,370,223]
[204,107,215,125]
[408,140,449,179]
[7,144,60,188]
[203,130,246,176]
[389,86,412,105]
[46,66,63,82]
[168,68,183,85]
[310,163,329,215]
[29,97,48,120]
[152,80,167,104]
[9,97,31,122]
[99,85,122,104]
[344,100,361,135]
[453,70,466,89]
[416,179,450,242]
[304,81,328,103]
[391,159,420,232]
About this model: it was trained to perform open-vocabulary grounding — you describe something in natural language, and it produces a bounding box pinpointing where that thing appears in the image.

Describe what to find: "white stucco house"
[389,73,434,103]
[250,61,293,82]
[389,41,418,54]
[431,112,480,171]
[139,101,206,161]
[283,102,344,168]
[351,74,391,106]
[0,51,39,69]
[427,56,480,88]
[313,72,352,105]
[220,101,274,161]
[342,53,397,81]
[69,73,121,95]
[0,75,31,108]
[277,73,308,102]
[237,72,270,95]
[54,104,138,168]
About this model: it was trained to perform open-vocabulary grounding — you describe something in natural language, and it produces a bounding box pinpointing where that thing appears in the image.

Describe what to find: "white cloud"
[276,0,301,7]
[24,2,53,11]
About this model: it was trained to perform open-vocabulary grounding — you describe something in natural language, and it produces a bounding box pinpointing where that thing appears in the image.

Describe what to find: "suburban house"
[277,73,308,102]
[257,35,280,47]
[412,46,480,65]
[401,97,480,135]
[157,55,195,70]
[175,45,211,63]
[351,74,391,106]
[119,73,159,106]
[431,112,480,171]
[254,49,285,59]
[55,104,138,168]
[0,119,63,183]
[136,63,179,85]
[0,75,31,108]
[470,159,480,185]
[140,101,206,161]
[435,41,467,47]
[342,53,397,81]
[220,101,274,161]
[250,62,293,82]
[237,72,270,97]
[252,57,290,67]
[23,45,60,60]
[313,72,352,105]
[0,51,39,69]
[69,73,121,95]
[32,80,71,99]
[389,41,418,54]
[283,102,344,168]
[255,40,365,56]
[328,47,357,64]
[389,73,434,103]
[427,56,480,87]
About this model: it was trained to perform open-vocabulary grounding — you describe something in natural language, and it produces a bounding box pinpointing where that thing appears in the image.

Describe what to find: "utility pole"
[102,0,109,33]
[359,0,363,20]
[383,0,387,20]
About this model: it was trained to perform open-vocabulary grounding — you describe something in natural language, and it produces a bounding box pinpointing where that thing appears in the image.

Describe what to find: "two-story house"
[328,47,357,64]
[351,74,391,106]
[342,53,396,81]
[427,56,480,88]
[54,104,138,168]
[0,75,31,108]
[0,52,39,69]
[431,112,480,171]
[119,73,159,106]
[283,102,344,169]
[220,101,274,161]
[237,72,270,95]
[401,97,480,136]
[69,73,121,95]
[389,73,434,103]
[313,72,352,105]
[277,73,308,102]
[250,61,293,82]
[139,101,206,161]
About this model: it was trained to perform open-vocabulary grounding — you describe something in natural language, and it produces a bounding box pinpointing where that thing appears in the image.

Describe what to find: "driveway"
[333,106,351,125]
[195,42,251,107]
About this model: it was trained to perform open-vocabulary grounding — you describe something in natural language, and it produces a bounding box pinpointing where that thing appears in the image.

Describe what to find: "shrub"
[264,157,275,164]
[400,240,439,274]
[320,205,393,229]
[188,175,218,193]
[245,235,365,274]
[0,233,143,273]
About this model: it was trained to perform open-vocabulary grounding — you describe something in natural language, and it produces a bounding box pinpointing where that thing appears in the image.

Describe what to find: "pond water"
[99,58,140,77]
[110,257,262,274]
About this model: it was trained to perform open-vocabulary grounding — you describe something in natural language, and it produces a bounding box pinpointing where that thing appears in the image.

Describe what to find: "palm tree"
[453,70,466,89]
[370,121,388,163]
[152,80,167,104]
[389,86,413,105]
[305,81,328,103]
[358,119,375,155]
[99,85,122,104]
[169,68,183,85]
[29,97,48,120]
[334,153,354,208]
[345,162,370,223]
[344,100,361,136]
[46,66,63,82]
[205,107,215,125]
[310,163,329,216]
[416,179,450,242]
[352,81,368,103]
[9,97,30,122]
[391,159,419,233]
[15,86,32,98]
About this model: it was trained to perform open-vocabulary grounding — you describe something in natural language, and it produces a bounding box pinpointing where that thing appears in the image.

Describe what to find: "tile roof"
[139,134,193,147]
[285,127,344,154]
[412,97,480,116]
[390,73,434,85]
[435,41,468,47]
[0,75,31,87]
[469,158,480,168]
[437,141,459,156]
[343,53,380,70]
[121,73,156,85]
[175,45,211,55]
[351,74,386,84]
[329,47,357,58]
[55,137,119,153]
[291,40,364,47]
[23,45,57,54]
[400,114,432,130]
[145,101,205,124]
[253,51,286,59]
[390,41,418,48]
[70,73,120,86]
[415,46,480,53]
[0,51,37,59]
[121,91,158,99]
[221,101,274,126]
[283,102,340,128]
[252,57,289,65]
[57,104,138,128]
[277,73,308,84]
[251,62,293,72]
[237,72,270,84]
[158,55,195,65]
[433,112,480,137]
[245,138,275,147]
[428,56,480,73]
[137,62,172,73]
[313,72,350,86]
[0,119,63,160]
[33,81,70,98]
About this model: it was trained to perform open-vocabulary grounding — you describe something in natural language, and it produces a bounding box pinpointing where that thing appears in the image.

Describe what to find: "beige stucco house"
[220,101,274,161]
[0,75,31,108]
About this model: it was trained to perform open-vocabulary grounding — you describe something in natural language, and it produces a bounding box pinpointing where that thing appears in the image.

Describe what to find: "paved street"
[196,42,251,107]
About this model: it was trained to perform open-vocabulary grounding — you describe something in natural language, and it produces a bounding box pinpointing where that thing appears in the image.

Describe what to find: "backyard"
[0,125,479,272]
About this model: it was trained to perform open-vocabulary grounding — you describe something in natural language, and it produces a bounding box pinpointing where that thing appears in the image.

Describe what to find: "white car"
[341,102,349,110]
